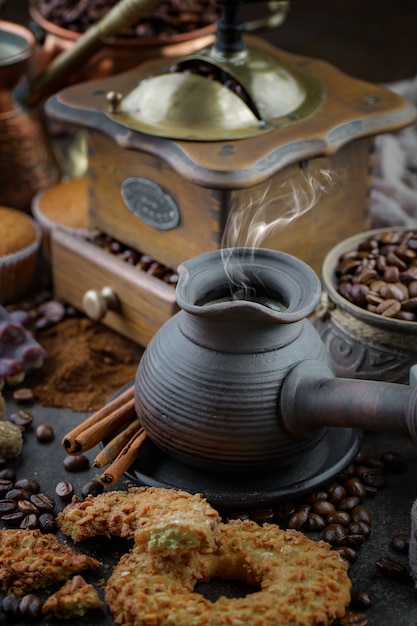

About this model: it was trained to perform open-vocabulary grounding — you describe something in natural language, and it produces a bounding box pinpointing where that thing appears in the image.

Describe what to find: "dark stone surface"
[1,388,417,624]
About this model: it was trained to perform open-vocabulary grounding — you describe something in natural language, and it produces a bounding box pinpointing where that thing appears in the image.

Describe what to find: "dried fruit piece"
[0,306,46,387]
[0,422,23,459]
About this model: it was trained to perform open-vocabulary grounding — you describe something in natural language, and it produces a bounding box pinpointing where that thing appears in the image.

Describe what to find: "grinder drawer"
[51,229,178,346]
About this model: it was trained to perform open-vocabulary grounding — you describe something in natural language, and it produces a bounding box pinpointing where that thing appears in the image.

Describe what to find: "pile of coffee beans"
[169,59,255,112]
[335,230,417,322]
[0,462,57,533]
[34,0,221,38]
[86,232,179,286]
[1,591,43,621]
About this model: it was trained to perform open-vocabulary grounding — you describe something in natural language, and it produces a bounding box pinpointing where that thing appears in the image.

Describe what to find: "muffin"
[0,206,41,305]
[31,177,90,259]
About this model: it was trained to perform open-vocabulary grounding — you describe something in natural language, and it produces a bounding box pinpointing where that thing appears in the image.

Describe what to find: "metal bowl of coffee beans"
[314,227,417,384]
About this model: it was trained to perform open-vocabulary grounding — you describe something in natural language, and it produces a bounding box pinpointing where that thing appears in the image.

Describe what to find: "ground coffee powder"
[29,317,142,412]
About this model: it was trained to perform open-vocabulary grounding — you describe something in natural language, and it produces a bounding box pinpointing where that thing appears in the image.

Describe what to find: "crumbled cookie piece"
[57,486,221,556]
[43,575,103,618]
[0,529,100,594]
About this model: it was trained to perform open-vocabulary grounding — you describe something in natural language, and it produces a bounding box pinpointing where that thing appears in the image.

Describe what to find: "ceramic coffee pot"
[134,247,417,475]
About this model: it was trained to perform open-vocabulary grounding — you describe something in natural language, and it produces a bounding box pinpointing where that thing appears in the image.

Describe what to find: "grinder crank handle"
[280,359,417,442]
[213,0,289,53]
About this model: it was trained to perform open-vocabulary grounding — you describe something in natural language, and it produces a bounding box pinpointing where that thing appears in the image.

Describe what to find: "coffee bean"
[0,468,16,481]
[323,523,346,545]
[306,490,328,504]
[380,451,406,472]
[390,533,410,554]
[14,478,40,494]
[81,479,104,498]
[39,512,58,533]
[383,266,400,284]
[336,546,358,563]
[344,478,367,499]
[12,387,34,403]
[1,593,21,617]
[305,512,327,531]
[35,423,55,443]
[360,467,386,488]
[0,478,14,496]
[287,509,308,530]
[63,454,90,472]
[338,496,361,511]
[325,482,347,503]
[1,511,24,526]
[8,409,34,428]
[30,492,55,512]
[313,500,336,517]
[274,501,296,523]
[327,511,351,526]
[351,506,372,525]
[55,481,74,501]
[6,488,31,501]
[347,521,371,538]
[350,590,373,610]
[375,556,407,579]
[17,500,39,516]
[0,499,16,514]
[19,594,43,620]
[338,533,366,549]
[20,513,39,529]
[409,280,417,297]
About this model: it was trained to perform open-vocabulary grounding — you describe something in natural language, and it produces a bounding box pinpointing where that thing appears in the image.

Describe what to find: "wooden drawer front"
[51,229,178,346]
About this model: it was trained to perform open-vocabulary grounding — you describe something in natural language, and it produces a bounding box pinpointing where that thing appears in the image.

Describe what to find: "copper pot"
[0,20,59,212]
[29,4,218,84]
[28,1,289,85]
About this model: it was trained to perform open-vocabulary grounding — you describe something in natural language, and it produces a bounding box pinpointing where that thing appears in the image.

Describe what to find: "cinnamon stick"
[98,428,148,486]
[65,397,136,454]
[93,420,143,468]
[62,385,135,454]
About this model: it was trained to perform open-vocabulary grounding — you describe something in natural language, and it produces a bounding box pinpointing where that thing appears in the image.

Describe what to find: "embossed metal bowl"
[314,227,417,384]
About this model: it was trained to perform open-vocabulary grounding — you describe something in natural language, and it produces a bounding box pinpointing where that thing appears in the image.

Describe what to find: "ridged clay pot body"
[134,247,330,474]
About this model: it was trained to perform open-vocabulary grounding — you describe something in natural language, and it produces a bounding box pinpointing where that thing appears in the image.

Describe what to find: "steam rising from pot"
[220,167,337,302]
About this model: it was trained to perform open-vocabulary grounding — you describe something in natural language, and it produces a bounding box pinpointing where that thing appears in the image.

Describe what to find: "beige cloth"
[370,75,417,228]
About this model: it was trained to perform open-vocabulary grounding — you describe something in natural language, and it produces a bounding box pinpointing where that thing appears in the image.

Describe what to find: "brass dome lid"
[104,41,324,141]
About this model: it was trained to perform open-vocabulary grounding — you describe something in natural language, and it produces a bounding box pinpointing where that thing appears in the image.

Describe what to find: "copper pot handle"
[244,0,290,32]
[25,0,162,108]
